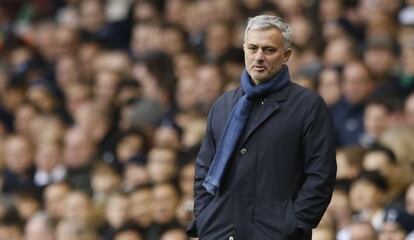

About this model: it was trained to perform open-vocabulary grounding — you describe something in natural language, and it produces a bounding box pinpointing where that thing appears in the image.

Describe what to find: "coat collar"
[239,82,292,145]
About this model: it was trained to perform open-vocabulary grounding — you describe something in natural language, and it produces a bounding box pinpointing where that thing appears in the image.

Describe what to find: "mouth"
[252,66,266,71]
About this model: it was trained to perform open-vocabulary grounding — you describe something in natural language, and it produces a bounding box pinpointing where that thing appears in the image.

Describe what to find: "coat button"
[240,148,247,154]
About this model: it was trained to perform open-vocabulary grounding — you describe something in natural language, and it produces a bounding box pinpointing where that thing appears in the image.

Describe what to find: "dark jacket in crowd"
[329,97,365,147]
[188,81,337,240]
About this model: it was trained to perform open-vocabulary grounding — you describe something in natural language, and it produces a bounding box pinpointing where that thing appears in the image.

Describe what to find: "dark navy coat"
[187,81,337,240]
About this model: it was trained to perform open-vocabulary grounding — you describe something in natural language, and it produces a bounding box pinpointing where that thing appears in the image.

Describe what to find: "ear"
[283,48,292,62]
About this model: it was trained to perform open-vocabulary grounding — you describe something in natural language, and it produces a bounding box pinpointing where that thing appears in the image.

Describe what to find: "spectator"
[336,146,365,180]
[63,127,96,192]
[101,192,130,240]
[362,145,408,207]
[33,140,66,188]
[330,61,375,146]
[43,182,70,222]
[24,213,54,240]
[129,186,154,238]
[360,100,393,147]
[147,147,178,184]
[2,135,37,194]
[350,171,388,230]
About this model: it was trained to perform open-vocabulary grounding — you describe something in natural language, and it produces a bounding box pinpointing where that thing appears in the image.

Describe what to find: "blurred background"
[0,0,414,239]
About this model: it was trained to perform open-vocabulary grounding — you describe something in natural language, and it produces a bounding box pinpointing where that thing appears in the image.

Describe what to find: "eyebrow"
[246,43,277,49]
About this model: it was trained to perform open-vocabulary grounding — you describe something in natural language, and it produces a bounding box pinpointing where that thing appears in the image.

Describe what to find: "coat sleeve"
[186,103,216,237]
[293,96,337,231]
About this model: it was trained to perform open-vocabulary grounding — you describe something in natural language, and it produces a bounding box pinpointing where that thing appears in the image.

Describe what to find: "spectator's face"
[152,185,179,224]
[44,184,69,220]
[15,197,40,221]
[364,104,391,139]
[129,189,153,227]
[133,1,158,22]
[350,180,383,211]
[35,143,62,172]
[197,66,223,106]
[206,23,232,58]
[319,0,342,23]
[364,48,395,77]
[28,88,57,113]
[80,0,105,33]
[244,28,291,84]
[147,149,177,183]
[33,22,57,61]
[63,128,95,169]
[363,152,395,180]
[335,151,360,179]
[106,195,129,228]
[124,164,149,189]
[131,24,162,56]
[5,136,33,174]
[91,171,121,196]
[176,77,198,111]
[162,28,186,56]
[323,38,354,66]
[63,192,92,223]
[290,17,312,48]
[65,84,91,117]
[94,70,121,105]
[343,63,374,104]
[24,217,54,240]
[15,105,37,137]
[116,135,144,163]
[405,184,414,215]
[317,68,341,106]
[55,27,78,57]
[153,127,181,150]
[56,56,80,87]
[379,222,406,240]
[174,53,199,79]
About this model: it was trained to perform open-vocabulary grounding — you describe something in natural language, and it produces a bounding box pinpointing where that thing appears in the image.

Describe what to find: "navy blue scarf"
[202,65,291,195]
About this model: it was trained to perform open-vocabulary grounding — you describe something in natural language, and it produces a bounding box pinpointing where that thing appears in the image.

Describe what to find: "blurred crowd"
[0,0,414,239]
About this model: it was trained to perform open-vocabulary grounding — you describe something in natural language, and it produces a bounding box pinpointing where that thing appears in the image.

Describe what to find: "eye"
[263,47,276,54]
[248,46,257,51]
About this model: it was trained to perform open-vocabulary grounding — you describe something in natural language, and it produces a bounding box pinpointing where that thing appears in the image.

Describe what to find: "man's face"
[243,28,291,84]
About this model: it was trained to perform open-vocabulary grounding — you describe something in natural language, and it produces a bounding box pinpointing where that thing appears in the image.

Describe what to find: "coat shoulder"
[213,87,244,109]
[289,82,323,106]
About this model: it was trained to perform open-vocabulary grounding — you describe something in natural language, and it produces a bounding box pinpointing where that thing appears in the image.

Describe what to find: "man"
[187,15,336,240]
[329,61,375,147]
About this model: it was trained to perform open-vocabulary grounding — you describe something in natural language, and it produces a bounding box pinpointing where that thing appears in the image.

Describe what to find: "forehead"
[244,28,283,46]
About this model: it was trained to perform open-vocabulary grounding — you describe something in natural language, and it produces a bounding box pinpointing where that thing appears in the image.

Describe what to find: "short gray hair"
[244,15,292,50]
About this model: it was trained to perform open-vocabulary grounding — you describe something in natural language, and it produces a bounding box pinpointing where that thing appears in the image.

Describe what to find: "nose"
[254,49,265,61]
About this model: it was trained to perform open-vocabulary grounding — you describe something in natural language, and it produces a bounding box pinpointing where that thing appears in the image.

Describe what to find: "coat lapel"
[240,83,291,145]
